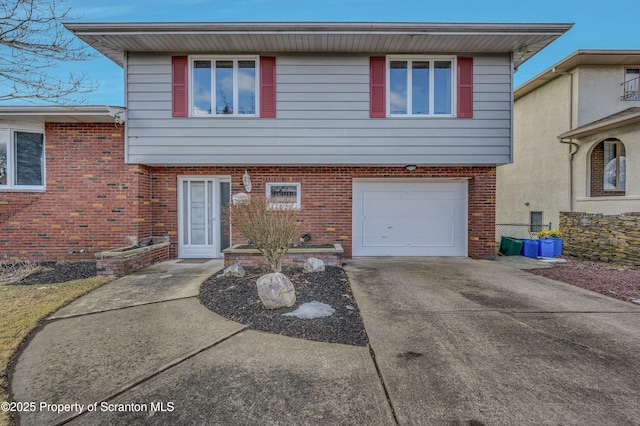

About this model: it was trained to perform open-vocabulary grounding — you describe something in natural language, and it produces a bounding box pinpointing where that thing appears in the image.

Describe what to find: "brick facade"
[151,165,496,259]
[2,123,497,261]
[0,123,152,261]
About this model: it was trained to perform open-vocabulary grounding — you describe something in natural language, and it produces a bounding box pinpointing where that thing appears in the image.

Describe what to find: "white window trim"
[189,55,260,118]
[266,182,301,209]
[386,55,457,118]
[0,127,46,191]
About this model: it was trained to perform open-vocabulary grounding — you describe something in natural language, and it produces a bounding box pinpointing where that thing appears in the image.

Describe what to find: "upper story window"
[387,56,455,117]
[191,56,258,116]
[0,129,45,190]
[622,68,639,101]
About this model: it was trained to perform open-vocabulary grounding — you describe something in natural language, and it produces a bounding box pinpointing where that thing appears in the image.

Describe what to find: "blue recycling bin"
[538,239,555,258]
[520,239,539,258]
[548,238,563,256]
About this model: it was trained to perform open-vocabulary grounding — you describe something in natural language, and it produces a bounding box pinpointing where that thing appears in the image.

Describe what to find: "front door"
[178,176,230,258]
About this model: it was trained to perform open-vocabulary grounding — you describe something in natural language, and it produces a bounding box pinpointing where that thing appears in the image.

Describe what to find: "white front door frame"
[177,175,230,258]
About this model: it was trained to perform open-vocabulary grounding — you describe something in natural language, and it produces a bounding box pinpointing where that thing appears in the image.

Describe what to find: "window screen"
[15,131,44,186]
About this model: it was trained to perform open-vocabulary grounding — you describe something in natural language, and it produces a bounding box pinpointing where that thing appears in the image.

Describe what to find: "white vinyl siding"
[126,53,512,165]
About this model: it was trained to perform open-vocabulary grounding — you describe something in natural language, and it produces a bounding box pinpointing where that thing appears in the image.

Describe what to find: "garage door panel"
[362,217,456,247]
[362,190,457,217]
[353,180,468,256]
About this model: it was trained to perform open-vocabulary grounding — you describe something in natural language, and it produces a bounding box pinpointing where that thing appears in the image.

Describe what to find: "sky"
[14,0,640,105]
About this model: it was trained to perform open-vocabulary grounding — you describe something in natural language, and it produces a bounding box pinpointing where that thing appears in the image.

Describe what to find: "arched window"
[590,139,626,196]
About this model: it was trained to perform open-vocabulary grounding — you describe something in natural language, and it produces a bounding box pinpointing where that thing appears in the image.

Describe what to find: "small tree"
[0,0,97,103]
[226,194,302,273]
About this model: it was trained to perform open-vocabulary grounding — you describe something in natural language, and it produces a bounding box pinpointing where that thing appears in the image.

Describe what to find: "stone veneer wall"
[560,212,640,266]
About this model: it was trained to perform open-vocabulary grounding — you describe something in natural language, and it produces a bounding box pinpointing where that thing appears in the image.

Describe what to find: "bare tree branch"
[0,0,98,104]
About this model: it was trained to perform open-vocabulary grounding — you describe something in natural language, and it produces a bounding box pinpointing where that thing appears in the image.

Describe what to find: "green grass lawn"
[0,276,113,426]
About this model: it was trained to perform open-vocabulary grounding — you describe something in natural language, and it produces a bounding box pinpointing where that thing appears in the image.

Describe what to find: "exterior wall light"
[404,165,417,171]
[242,169,252,192]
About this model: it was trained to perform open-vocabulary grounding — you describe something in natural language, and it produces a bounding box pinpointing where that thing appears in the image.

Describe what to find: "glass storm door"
[178,177,230,258]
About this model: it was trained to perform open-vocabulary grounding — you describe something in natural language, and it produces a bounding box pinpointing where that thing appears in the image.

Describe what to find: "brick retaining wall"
[560,212,640,267]
[224,245,343,268]
[95,241,170,277]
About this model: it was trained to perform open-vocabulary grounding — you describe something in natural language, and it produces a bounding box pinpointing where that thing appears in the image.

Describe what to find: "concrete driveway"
[344,257,640,425]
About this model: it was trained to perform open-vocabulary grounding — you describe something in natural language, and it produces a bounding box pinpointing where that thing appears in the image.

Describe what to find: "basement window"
[266,182,301,208]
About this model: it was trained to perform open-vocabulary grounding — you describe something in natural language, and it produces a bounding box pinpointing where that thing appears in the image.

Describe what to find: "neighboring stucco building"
[497,50,640,230]
[2,22,571,261]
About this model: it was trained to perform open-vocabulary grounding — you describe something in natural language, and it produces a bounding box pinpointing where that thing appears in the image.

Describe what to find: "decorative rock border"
[223,244,344,268]
[95,238,170,276]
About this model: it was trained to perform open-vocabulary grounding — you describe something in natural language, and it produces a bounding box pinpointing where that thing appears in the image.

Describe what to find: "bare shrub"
[225,194,302,273]
[0,259,46,285]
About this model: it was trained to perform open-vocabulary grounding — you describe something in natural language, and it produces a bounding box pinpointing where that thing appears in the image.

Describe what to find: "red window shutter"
[370,57,386,118]
[457,57,473,118]
[172,56,188,117]
[260,56,276,118]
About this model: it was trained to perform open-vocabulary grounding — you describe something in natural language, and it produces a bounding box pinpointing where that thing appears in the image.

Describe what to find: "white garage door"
[352,179,468,256]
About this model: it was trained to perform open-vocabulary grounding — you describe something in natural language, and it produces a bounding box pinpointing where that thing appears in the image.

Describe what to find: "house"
[0,106,150,260]
[1,22,571,262]
[497,50,640,234]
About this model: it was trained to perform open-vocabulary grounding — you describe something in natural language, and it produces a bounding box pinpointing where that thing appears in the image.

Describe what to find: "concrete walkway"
[9,257,640,425]
[10,260,392,425]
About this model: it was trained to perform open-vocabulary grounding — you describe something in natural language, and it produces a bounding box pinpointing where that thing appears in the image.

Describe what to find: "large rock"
[223,263,245,278]
[256,272,296,309]
[304,257,325,273]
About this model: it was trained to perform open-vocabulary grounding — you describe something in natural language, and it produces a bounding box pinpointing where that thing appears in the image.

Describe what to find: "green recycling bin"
[499,236,523,256]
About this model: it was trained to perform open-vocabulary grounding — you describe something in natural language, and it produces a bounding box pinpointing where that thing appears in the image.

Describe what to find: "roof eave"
[65,21,572,68]
[0,105,126,123]
[558,111,640,139]
[516,49,640,100]
[64,21,573,34]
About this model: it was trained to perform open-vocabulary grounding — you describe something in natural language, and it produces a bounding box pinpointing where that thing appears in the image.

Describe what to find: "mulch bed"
[199,266,368,346]
[3,261,97,286]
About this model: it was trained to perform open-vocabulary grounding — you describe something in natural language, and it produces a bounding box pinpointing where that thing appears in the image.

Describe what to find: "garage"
[352,179,468,256]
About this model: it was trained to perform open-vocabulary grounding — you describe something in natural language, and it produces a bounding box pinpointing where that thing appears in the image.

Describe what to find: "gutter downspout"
[558,137,579,211]
[552,67,577,212]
